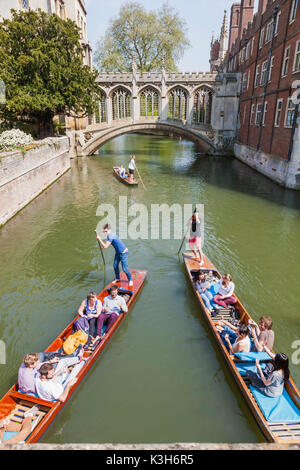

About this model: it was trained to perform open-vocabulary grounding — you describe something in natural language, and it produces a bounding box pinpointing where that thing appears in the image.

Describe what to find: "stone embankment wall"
[0,443,300,450]
[234,120,300,190]
[0,136,71,226]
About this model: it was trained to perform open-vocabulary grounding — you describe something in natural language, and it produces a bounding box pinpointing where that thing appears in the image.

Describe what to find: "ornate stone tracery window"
[192,87,213,125]
[140,88,159,117]
[168,87,187,121]
[95,91,107,124]
[112,87,131,120]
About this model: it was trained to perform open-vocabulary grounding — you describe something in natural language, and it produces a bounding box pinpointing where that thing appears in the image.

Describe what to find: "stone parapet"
[96,72,218,84]
[0,442,300,450]
[0,136,71,226]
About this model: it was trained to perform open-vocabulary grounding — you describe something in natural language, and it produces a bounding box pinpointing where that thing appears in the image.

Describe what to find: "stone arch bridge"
[76,67,240,156]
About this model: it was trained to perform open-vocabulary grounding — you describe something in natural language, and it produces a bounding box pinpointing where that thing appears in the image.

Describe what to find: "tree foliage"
[0,9,102,137]
[94,2,190,72]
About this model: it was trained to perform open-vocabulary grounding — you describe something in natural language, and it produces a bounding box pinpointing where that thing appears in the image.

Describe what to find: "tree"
[0,9,102,138]
[94,2,190,73]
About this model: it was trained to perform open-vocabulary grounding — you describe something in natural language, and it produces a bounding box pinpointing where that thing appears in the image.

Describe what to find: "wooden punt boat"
[183,252,300,444]
[113,167,138,186]
[0,269,147,444]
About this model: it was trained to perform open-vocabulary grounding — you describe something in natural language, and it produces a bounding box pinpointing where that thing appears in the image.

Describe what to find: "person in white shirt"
[94,285,128,342]
[128,155,136,182]
[118,165,126,178]
[35,355,82,402]
[213,273,237,309]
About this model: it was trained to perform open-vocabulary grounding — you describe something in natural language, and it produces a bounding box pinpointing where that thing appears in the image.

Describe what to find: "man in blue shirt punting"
[96,224,133,287]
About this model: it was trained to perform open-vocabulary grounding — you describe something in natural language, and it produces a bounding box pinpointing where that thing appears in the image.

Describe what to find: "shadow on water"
[186,156,300,212]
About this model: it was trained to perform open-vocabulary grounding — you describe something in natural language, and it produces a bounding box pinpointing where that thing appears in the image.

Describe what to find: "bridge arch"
[167,84,191,98]
[108,84,132,97]
[97,85,108,97]
[191,83,215,95]
[138,84,161,96]
[81,121,216,156]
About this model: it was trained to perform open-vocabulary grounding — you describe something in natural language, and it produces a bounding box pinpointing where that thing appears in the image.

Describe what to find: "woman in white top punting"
[213,273,237,309]
[128,155,136,182]
[187,209,203,265]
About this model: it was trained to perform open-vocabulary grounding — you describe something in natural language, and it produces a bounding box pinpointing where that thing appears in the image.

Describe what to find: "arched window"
[140,88,159,117]
[168,88,187,121]
[192,88,213,125]
[112,87,131,120]
[95,92,107,124]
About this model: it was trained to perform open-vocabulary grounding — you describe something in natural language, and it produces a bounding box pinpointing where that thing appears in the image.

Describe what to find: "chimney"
[257,0,268,18]
[228,3,241,52]
[238,0,255,40]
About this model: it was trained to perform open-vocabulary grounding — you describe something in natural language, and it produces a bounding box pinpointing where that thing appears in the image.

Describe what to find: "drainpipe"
[257,7,279,150]
[287,101,299,162]
[235,41,247,144]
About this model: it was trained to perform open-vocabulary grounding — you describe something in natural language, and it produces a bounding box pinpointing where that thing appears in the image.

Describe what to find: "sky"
[85,0,258,72]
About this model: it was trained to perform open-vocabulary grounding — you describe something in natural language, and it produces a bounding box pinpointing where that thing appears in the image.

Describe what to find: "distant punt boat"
[113,167,138,186]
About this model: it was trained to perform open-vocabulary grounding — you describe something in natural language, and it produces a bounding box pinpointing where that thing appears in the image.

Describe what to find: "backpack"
[62,330,88,355]
[73,316,89,335]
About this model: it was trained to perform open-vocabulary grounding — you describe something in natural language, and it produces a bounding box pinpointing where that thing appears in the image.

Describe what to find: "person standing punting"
[187,208,203,265]
[128,155,136,182]
[96,224,133,287]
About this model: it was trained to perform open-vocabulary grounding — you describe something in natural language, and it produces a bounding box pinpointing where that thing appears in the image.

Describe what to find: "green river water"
[0,133,300,443]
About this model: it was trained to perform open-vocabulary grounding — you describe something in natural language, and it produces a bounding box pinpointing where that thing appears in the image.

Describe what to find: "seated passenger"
[77,291,102,348]
[0,405,39,445]
[118,165,126,178]
[247,347,290,398]
[213,273,237,309]
[35,361,79,402]
[223,323,251,354]
[194,272,213,313]
[18,347,83,394]
[206,270,218,283]
[93,285,128,342]
[248,316,275,352]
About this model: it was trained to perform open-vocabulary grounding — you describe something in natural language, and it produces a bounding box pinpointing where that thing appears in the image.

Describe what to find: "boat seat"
[235,361,267,377]
[17,390,57,403]
[7,400,47,426]
[234,352,272,362]
[250,386,300,423]
[0,400,48,443]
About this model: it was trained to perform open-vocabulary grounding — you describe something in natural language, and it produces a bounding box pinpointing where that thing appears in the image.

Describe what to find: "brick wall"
[229,0,300,162]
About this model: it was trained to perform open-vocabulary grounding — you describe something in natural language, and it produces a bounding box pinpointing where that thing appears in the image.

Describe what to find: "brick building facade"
[226,0,300,189]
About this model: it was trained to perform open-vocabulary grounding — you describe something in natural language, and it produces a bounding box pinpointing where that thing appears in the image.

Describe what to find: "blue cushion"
[18,390,39,398]
[234,352,271,362]
[208,282,220,297]
[250,385,300,423]
[1,431,18,442]
[235,361,267,377]
[18,389,56,403]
